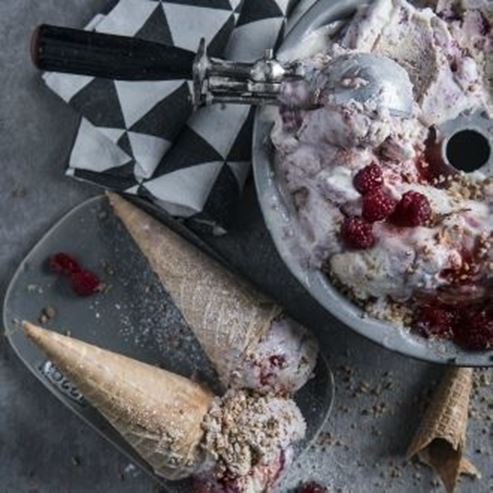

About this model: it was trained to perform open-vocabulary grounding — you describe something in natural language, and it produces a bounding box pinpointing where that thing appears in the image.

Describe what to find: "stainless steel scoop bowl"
[312,52,414,117]
[253,0,493,367]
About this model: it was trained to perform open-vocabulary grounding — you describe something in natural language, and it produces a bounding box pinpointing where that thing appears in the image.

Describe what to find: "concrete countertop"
[0,1,491,492]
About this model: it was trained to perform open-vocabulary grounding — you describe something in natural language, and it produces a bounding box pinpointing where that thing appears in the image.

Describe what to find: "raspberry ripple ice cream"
[228,316,319,395]
[272,0,493,349]
[193,390,306,493]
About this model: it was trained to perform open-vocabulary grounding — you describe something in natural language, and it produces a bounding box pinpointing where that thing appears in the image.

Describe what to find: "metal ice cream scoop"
[31,25,413,117]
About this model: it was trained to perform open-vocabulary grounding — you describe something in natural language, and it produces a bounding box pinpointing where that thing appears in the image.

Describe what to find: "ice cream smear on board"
[272,0,493,349]
[109,193,319,394]
[23,323,306,492]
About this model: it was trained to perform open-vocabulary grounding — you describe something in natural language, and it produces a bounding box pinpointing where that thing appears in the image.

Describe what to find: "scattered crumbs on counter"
[38,306,57,324]
[100,259,115,276]
[11,185,27,198]
[27,284,44,294]
[70,456,81,467]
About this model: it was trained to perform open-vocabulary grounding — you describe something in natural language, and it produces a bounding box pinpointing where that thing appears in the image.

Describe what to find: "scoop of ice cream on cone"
[229,315,319,395]
[23,322,213,480]
[195,389,306,493]
[108,193,318,394]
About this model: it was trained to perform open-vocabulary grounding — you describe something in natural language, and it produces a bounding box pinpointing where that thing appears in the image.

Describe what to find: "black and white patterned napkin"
[43,0,303,234]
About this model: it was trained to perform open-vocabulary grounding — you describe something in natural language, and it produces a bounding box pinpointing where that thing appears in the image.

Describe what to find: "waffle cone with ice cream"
[108,193,288,387]
[407,367,480,492]
[23,321,213,480]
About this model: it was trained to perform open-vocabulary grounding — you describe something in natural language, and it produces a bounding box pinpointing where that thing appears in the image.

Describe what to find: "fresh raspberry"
[391,191,432,227]
[362,189,397,222]
[298,482,327,493]
[353,163,383,194]
[49,253,81,275]
[341,217,375,249]
[70,270,101,297]
[413,306,455,339]
[454,308,493,350]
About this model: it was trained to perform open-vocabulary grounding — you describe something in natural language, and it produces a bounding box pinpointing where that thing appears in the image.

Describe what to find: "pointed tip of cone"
[23,321,65,353]
[23,320,42,339]
[107,192,134,218]
[106,191,122,207]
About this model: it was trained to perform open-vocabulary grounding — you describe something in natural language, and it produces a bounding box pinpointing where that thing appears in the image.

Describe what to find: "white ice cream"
[272,0,492,316]
[229,316,319,395]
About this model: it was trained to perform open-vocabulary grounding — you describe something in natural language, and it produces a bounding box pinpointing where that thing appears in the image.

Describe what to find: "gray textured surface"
[0,1,491,493]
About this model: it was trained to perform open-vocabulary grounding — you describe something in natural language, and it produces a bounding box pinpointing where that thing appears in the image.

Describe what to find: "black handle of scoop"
[31,24,196,80]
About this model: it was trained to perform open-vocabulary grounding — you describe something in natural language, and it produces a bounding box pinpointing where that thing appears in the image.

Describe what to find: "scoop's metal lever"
[31,25,293,108]
[192,39,298,107]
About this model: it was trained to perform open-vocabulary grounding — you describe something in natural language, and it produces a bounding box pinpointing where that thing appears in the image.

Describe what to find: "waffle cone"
[407,367,480,492]
[108,193,282,385]
[23,322,213,480]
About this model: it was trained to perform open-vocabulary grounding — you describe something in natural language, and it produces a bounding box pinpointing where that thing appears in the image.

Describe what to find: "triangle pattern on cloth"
[230,0,243,11]
[71,165,138,191]
[193,164,240,230]
[152,125,224,177]
[207,13,236,57]
[188,104,250,159]
[128,131,171,179]
[69,118,131,173]
[125,184,140,195]
[134,2,173,45]
[71,78,126,129]
[99,127,127,144]
[115,79,184,129]
[227,161,251,188]
[143,161,225,213]
[163,0,234,10]
[153,198,197,218]
[226,17,285,61]
[226,107,254,161]
[95,0,159,36]
[129,82,193,141]
[117,131,134,158]
[162,2,234,51]
[235,0,283,27]
[275,0,294,16]
[43,73,95,103]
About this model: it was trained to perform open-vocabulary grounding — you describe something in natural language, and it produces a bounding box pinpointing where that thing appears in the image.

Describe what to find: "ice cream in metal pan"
[255,0,492,362]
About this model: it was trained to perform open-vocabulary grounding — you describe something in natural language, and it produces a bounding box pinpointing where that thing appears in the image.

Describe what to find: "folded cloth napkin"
[43,0,310,234]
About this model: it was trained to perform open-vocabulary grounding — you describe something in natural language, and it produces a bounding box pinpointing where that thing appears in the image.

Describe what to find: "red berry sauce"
[413,299,493,350]
[298,482,327,493]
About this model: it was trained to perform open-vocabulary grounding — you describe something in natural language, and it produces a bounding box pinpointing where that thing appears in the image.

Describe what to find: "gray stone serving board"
[3,195,334,492]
